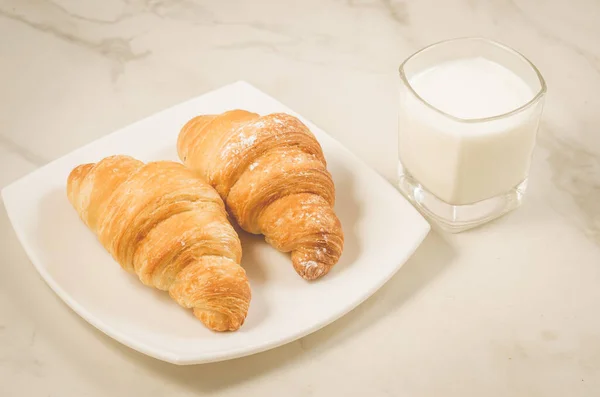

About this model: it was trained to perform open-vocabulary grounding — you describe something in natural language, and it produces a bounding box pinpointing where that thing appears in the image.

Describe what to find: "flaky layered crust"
[67,155,250,331]
[178,110,344,280]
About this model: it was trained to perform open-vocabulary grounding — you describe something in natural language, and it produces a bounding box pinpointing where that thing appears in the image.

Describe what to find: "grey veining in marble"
[0,5,151,80]
[539,124,600,245]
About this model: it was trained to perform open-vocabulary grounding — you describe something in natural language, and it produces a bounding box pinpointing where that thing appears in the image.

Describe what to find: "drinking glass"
[397,37,546,232]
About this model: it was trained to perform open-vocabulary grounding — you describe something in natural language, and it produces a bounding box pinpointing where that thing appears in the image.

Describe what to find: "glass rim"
[398,37,547,123]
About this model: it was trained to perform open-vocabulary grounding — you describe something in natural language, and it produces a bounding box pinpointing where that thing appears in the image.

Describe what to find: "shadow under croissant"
[324,158,362,278]
[235,230,270,328]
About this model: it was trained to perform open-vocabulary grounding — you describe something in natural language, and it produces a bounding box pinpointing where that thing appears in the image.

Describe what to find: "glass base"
[397,162,527,233]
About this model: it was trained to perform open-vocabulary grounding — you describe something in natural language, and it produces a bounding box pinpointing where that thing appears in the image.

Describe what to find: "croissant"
[177,110,344,280]
[66,155,251,331]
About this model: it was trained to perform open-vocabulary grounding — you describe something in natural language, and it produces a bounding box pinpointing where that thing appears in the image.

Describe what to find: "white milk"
[398,57,538,205]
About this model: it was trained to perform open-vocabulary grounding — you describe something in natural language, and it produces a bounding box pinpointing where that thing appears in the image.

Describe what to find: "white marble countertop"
[1,0,599,396]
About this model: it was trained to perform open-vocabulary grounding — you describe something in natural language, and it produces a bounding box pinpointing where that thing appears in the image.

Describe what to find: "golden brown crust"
[178,110,344,280]
[66,155,250,331]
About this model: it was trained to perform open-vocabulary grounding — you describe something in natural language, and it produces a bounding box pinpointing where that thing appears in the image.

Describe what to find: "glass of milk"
[397,37,546,232]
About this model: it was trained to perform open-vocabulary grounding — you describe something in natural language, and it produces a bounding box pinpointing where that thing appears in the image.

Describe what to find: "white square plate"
[1,81,430,365]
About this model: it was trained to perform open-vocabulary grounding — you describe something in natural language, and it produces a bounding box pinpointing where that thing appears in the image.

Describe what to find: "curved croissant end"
[169,256,251,331]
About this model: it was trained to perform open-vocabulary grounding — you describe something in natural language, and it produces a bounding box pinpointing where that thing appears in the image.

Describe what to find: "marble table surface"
[1,0,599,396]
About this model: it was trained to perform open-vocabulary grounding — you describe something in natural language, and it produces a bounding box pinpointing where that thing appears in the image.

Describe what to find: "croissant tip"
[295,260,330,281]
[193,308,247,332]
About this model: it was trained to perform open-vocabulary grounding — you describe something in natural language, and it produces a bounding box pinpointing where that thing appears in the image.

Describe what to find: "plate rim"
[1,80,430,365]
